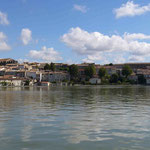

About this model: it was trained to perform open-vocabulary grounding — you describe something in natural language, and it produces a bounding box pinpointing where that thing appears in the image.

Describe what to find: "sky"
[1,0,150,64]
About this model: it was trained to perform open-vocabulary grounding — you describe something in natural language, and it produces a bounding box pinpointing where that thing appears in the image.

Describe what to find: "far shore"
[0,84,147,88]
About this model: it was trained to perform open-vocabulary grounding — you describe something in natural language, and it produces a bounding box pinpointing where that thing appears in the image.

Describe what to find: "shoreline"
[0,84,147,88]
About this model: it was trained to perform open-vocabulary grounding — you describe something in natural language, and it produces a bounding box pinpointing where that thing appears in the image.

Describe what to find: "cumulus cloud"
[0,11,9,25]
[114,1,150,18]
[128,55,145,62]
[61,27,150,63]
[82,53,103,63]
[0,32,11,51]
[28,46,62,62]
[124,33,150,41]
[113,55,126,64]
[74,4,87,13]
[18,58,29,63]
[21,28,32,45]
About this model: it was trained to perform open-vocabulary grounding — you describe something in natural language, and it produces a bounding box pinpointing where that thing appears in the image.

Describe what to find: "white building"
[0,77,24,86]
[89,78,101,84]
[48,72,70,82]
[26,71,37,79]
[41,72,70,82]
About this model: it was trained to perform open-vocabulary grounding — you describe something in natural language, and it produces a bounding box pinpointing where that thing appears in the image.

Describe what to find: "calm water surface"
[0,85,150,150]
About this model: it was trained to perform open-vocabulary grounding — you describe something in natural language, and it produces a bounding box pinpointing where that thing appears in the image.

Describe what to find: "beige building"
[48,72,70,82]
[0,76,24,86]
[0,58,18,66]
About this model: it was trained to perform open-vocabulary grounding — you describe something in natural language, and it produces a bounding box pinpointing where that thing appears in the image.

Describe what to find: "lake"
[0,85,150,150]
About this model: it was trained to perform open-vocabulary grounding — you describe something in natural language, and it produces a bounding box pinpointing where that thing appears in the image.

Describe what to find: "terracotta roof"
[0,76,25,80]
[0,58,17,62]
[0,58,12,61]
[125,63,150,65]
[77,63,92,67]
[41,81,50,83]
[103,66,117,69]
[137,69,150,75]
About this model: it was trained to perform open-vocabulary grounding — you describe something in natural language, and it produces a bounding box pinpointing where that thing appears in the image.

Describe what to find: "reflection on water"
[0,85,150,150]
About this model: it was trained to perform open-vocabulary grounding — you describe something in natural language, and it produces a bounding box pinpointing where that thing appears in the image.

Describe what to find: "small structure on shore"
[40,81,50,86]
[89,78,101,84]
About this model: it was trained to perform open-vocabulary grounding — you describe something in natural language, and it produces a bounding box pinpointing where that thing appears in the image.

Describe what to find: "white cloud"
[28,46,62,62]
[113,55,126,64]
[61,27,150,55]
[0,11,9,25]
[18,58,29,63]
[74,4,87,13]
[128,55,145,62]
[65,59,75,65]
[114,1,150,18]
[0,32,11,51]
[82,53,103,63]
[124,33,150,41]
[61,27,150,63]
[21,28,32,45]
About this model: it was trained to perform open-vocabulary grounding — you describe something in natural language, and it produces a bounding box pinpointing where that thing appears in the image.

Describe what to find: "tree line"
[44,63,135,84]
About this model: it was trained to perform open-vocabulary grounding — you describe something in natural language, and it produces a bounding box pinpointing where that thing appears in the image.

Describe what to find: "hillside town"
[0,58,150,86]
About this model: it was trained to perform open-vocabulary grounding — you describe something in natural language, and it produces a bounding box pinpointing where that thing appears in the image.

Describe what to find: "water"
[0,85,150,150]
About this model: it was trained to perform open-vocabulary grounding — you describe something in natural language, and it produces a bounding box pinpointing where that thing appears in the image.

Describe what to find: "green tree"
[69,64,79,80]
[50,62,55,71]
[110,73,119,83]
[122,65,132,78]
[59,66,69,72]
[1,81,7,86]
[85,64,96,78]
[138,75,146,84]
[109,63,113,66]
[24,80,30,86]
[98,67,107,78]
[44,63,51,70]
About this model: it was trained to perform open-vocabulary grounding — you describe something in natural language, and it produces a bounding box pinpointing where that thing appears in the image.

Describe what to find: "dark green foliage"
[59,66,69,72]
[24,80,30,86]
[0,81,7,86]
[129,80,136,84]
[85,64,96,78]
[98,67,107,78]
[118,76,126,83]
[81,81,91,85]
[44,63,51,70]
[50,62,55,71]
[122,65,133,77]
[69,64,79,80]
[138,75,146,84]
[110,73,119,83]
[44,63,55,71]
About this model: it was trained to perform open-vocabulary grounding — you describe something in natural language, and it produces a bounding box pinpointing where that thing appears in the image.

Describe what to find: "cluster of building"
[113,63,150,84]
[1,58,150,86]
[0,58,70,86]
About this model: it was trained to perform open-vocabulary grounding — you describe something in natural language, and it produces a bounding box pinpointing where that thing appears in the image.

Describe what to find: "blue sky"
[1,0,150,64]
